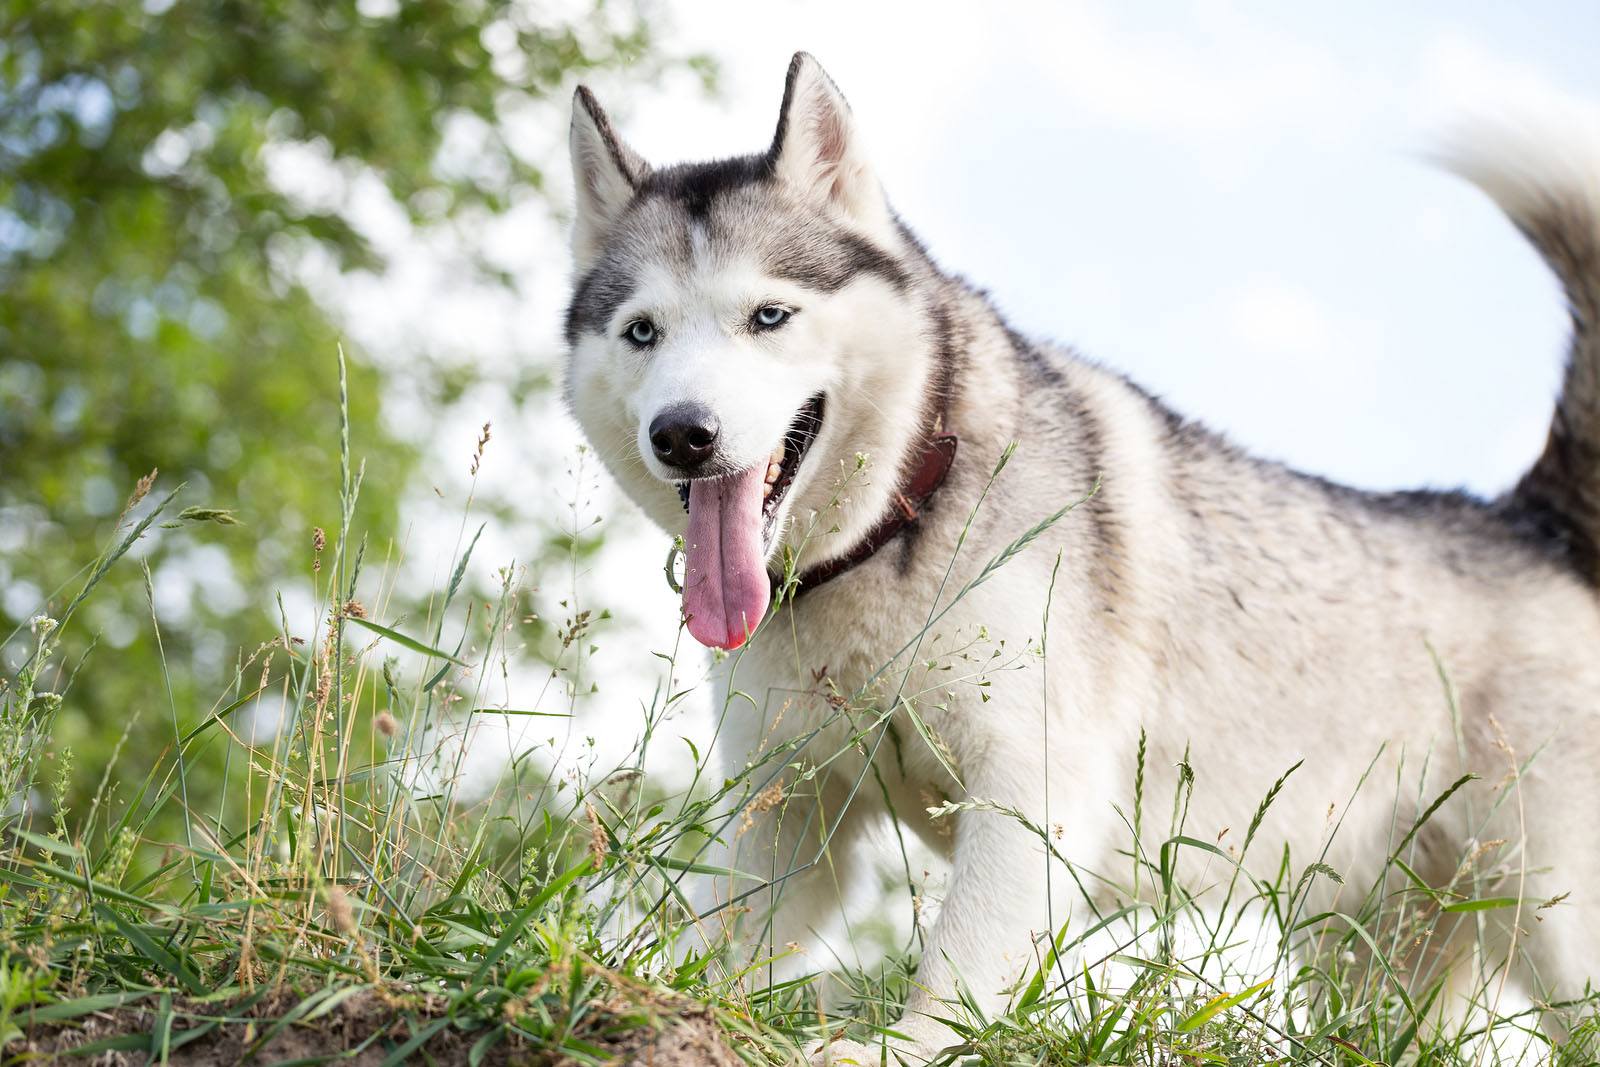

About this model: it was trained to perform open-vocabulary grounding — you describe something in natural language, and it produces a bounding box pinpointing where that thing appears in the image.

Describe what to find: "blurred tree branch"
[0,0,699,809]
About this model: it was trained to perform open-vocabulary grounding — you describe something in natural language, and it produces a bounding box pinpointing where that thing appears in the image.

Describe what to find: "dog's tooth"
[772,442,786,464]
[767,462,782,480]
[762,483,773,498]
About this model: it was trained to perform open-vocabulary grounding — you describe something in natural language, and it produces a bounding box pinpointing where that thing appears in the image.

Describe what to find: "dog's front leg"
[910,781,1070,1054]
[812,757,1095,1065]
[683,768,879,978]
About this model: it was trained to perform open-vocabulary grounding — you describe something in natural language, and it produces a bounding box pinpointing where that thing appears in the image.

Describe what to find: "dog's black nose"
[649,404,720,470]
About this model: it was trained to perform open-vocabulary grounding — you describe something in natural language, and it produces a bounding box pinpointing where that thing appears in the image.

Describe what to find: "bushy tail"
[1445,110,1600,574]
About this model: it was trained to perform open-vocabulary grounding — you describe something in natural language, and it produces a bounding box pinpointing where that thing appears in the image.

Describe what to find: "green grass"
[3,361,1598,1065]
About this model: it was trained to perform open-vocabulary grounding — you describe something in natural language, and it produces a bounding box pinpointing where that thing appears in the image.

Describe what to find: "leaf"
[7,827,83,859]
[1327,1035,1384,1065]
[1018,918,1072,1008]
[897,697,963,787]
[3,860,173,914]
[179,685,268,744]
[176,506,241,526]
[95,905,206,995]
[1392,858,1443,902]
[469,1026,505,1067]
[1160,834,1236,869]
[380,1017,452,1067]
[346,616,470,666]
[1442,896,1521,913]
[1177,977,1273,1032]
[467,857,593,987]
[302,984,375,1022]
[22,991,145,1022]
[60,1033,154,1055]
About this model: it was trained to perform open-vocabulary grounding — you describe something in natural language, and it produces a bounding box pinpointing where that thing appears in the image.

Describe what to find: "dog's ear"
[768,53,890,233]
[570,86,648,268]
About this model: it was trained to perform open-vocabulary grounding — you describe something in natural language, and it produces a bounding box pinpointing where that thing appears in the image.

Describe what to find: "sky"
[610,0,1600,495]
[315,0,1600,788]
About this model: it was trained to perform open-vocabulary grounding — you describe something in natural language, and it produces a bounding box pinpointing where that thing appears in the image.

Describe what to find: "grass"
[3,359,1599,1065]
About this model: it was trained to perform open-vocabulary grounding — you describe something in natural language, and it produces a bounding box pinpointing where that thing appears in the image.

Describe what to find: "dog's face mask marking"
[563,56,914,649]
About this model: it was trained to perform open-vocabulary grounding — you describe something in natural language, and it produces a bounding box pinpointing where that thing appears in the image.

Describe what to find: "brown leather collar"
[777,429,959,598]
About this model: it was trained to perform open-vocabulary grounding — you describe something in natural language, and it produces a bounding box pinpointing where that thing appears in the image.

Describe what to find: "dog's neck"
[779,421,959,598]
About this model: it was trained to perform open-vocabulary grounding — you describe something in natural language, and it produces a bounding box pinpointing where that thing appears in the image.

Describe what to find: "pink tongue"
[682,467,771,650]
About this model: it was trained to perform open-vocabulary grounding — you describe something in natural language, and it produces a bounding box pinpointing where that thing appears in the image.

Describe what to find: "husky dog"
[564,53,1600,1062]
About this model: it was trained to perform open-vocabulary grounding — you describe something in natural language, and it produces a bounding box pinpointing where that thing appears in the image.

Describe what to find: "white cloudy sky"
[319,1,1600,782]
[611,0,1599,494]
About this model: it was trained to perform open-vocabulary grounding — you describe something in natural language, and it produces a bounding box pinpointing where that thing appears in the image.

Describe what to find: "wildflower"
[29,615,56,637]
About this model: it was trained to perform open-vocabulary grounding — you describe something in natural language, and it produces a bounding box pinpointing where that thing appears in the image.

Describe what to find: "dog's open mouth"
[676,394,826,544]
[764,393,827,541]
[677,394,825,650]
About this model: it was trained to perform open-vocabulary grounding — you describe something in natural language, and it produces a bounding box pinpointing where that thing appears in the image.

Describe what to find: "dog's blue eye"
[753,305,791,330]
[625,320,657,346]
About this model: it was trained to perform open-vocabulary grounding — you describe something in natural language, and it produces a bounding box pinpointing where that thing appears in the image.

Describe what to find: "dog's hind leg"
[1503,774,1600,1040]
[1438,704,1600,1047]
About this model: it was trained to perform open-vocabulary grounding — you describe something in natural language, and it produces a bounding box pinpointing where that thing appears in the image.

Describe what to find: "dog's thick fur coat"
[565,54,1600,1062]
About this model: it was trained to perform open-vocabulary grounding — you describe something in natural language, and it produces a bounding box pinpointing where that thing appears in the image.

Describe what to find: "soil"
[14,991,747,1065]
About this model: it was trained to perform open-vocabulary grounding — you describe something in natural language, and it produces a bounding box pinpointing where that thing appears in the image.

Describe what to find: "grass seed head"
[314,666,332,711]
[585,801,608,869]
[470,421,492,476]
[324,887,355,934]
[126,468,157,512]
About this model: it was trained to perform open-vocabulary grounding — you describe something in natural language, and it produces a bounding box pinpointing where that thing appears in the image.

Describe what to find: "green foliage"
[0,961,49,1047]
[0,0,670,814]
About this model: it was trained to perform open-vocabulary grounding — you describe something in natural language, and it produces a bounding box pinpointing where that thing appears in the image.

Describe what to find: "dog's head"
[564,53,931,650]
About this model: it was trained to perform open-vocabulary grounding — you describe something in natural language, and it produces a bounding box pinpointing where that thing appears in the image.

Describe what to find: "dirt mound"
[601,1009,746,1066]
[15,991,747,1065]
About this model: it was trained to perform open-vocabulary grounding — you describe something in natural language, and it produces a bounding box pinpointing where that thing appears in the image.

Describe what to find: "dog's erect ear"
[768,53,890,233]
[570,86,648,268]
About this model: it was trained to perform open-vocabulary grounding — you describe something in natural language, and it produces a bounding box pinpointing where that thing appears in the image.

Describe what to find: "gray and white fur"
[564,53,1600,1063]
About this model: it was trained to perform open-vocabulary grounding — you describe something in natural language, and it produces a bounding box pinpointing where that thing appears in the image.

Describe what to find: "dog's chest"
[717,567,1054,790]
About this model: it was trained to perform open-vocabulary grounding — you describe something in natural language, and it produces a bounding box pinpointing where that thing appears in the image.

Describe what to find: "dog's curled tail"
[1444,108,1600,572]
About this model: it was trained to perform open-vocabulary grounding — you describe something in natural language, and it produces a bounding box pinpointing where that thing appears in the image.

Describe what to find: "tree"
[0,0,682,807]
